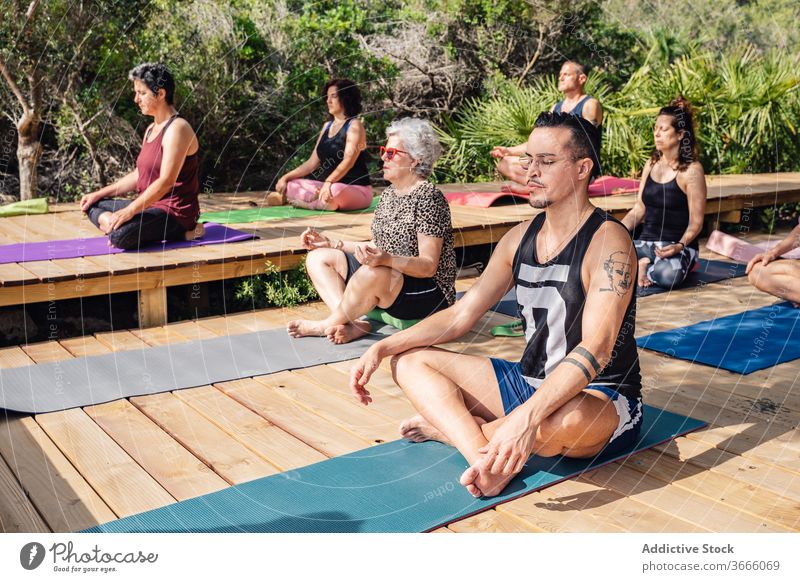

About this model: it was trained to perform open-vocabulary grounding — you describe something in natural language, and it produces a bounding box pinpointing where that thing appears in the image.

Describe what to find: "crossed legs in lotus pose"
[287,248,403,343]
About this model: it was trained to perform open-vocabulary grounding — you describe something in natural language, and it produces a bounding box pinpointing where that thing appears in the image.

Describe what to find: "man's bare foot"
[638,257,652,288]
[325,320,371,344]
[287,319,328,338]
[500,183,531,196]
[185,223,205,241]
[399,414,486,445]
[399,415,449,444]
[459,459,517,498]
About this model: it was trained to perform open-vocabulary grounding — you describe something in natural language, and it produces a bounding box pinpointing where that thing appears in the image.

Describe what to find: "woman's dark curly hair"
[128,63,176,105]
[323,78,363,119]
[650,96,699,171]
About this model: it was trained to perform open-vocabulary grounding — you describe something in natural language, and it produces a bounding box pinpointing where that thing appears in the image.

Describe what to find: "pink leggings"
[285,179,373,211]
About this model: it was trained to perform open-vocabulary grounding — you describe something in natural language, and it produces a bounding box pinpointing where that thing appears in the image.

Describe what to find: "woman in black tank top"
[621,98,707,290]
[275,78,373,211]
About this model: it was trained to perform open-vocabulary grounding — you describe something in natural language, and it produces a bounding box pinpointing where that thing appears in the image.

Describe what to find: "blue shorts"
[490,358,644,458]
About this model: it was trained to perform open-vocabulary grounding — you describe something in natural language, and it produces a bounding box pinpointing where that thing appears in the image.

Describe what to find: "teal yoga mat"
[199,196,379,224]
[85,404,703,533]
[637,301,800,374]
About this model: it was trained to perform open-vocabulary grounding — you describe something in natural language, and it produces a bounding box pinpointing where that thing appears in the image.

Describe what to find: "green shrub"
[235,259,319,308]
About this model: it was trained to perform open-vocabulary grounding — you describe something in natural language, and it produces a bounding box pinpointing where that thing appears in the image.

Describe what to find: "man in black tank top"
[351,113,642,498]
[491,61,603,193]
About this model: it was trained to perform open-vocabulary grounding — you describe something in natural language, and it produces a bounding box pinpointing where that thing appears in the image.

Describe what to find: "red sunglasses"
[379,146,410,160]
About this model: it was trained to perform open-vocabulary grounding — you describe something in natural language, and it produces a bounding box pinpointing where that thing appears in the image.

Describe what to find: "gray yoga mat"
[0,326,392,414]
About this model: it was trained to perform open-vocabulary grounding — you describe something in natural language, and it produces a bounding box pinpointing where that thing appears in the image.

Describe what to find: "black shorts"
[344,252,449,320]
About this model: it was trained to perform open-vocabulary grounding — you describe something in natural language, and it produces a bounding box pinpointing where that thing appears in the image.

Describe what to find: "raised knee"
[352,264,391,285]
[306,248,334,270]
[649,261,684,289]
[107,230,138,250]
[390,349,428,386]
[747,267,762,287]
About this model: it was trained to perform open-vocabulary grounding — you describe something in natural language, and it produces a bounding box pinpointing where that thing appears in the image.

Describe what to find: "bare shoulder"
[590,219,634,253]
[488,219,532,265]
[164,117,196,143]
[347,118,365,130]
[500,219,532,250]
[584,219,636,289]
[678,161,706,191]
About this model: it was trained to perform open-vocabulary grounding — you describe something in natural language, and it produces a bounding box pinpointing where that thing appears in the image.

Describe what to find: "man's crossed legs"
[391,348,642,497]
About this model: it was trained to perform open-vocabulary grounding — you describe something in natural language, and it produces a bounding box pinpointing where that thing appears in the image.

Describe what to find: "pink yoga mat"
[0,223,256,264]
[587,176,640,196]
[444,176,640,207]
[706,230,800,264]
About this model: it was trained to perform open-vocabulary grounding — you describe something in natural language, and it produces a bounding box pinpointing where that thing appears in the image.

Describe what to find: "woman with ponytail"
[622,97,707,289]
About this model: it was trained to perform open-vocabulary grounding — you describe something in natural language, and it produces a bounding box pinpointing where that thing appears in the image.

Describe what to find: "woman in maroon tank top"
[80,63,202,250]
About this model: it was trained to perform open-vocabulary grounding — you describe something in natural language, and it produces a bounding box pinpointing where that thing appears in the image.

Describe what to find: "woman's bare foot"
[287,319,328,338]
[325,320,371,344]
[185,223,205,241]
[638,257,652,288]
[289,198,314,210]
[266,191,285,206]
[459,460,517,498]
[399,414,486,445]
[97,212,113,234]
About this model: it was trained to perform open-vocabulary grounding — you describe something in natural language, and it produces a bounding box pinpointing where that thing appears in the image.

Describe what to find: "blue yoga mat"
[85,404,703,533]
[637,259,747,298]
[637,302,800,374]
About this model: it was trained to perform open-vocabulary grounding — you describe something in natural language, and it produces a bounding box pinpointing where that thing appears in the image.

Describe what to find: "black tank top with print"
[512,208,641,399]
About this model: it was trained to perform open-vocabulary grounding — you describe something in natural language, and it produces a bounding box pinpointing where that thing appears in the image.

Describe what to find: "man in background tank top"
[491,61,603,194]
[350,113,641,499]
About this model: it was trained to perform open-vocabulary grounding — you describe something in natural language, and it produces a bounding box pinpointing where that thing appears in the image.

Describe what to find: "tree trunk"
[16,115,42,200]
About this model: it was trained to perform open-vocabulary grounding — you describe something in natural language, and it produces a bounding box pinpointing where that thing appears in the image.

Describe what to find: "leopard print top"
[371,180,456,305]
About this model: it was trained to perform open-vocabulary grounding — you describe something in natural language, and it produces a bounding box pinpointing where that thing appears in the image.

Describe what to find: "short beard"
[529,198,551,209]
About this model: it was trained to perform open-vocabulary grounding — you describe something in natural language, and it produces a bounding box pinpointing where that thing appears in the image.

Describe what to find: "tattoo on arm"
[600,251,633,296]
[563,357,593,383]
[574,346,603,374]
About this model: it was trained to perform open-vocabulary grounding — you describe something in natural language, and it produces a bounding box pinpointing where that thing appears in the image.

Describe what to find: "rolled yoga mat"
[443,177,640,208]
[0,223,256,265]
[84,404,704,533]
[706,229,800,263]
[199,196,380,224]
[0,325,394,414]
[0,197,49,217]
[637,301,800,374]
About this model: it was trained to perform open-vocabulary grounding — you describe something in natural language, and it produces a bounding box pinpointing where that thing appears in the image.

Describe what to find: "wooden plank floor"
[2,173,799,317]
[0,237,798,533]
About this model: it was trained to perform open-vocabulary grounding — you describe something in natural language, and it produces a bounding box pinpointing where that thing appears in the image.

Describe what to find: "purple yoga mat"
[0,223,256,264]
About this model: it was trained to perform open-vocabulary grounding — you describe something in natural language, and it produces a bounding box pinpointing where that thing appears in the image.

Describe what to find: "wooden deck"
[1,231,798,533]
[1,172,799,327]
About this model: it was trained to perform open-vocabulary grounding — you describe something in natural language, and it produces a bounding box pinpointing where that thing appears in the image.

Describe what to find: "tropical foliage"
[436,46,800,182]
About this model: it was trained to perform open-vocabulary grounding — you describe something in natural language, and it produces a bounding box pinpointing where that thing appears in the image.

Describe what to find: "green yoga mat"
[85,404,703,533]
[0,197,48,217]
[366,308,420,330]
[199,196,380,224]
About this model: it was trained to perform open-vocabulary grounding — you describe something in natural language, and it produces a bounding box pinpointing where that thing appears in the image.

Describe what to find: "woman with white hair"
[288,117,456,344]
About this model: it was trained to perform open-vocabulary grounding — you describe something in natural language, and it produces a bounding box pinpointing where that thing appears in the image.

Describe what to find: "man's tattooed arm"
[599,250,633,296]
